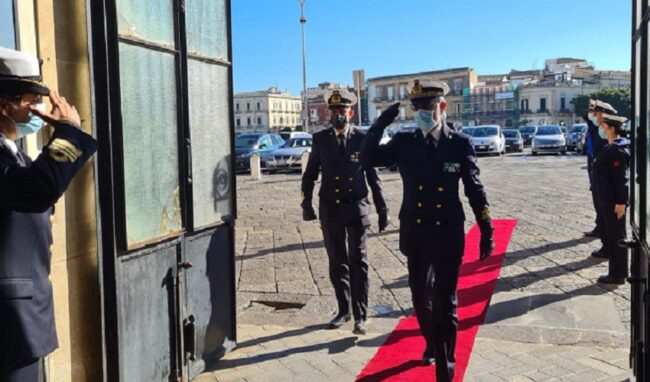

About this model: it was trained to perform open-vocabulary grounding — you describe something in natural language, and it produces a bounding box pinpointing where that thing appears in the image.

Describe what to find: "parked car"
[235,133,284,172]
[502,129,524,152]
[519,125,537,146]
[531,125,567,155]
[265,136,313,173]
[279,130,310,141]
[560,126,569,142]
[470,125,506,155]
[568,123,588,153]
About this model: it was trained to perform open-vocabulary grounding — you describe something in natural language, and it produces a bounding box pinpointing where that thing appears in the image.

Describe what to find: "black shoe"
[422,346,435,365]
[591,248,609,259]
[328,313,351,329]
[584,228,601,238]
[597,275,626,285]
[353,320,367,335]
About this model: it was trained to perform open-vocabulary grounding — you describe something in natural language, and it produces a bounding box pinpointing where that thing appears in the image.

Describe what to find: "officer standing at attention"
[301,89,389,335]
[592,114,630,285]
[361,80,494,382]
[0,47,97,382]
[583,100,618,261]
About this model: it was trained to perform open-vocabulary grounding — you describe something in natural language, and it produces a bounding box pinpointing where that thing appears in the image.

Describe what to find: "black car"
[235,133,285,172]
[503,129,524,152]
[519,125,537,146]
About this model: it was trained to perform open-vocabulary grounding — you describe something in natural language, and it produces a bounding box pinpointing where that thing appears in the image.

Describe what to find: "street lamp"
[298,0,309,133]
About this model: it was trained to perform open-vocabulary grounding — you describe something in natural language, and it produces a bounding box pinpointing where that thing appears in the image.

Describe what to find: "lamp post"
[298,0,309,133]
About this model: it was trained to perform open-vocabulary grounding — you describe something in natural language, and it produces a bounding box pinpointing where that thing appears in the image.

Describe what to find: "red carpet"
[356,219,518,381]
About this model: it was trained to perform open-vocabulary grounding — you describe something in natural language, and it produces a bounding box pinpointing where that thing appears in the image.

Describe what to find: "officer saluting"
[583,100,618,261]
[361,80,494,382]
[301,89,389,335]
[592,114,630,284]
[0,47,97,381]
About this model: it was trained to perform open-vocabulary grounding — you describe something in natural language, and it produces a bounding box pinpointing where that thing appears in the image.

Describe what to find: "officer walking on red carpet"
[361,79,494,382]
[301,89,389,335]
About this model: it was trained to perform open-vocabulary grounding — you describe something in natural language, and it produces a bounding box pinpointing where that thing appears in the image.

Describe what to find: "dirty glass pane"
[188,59,232,227]
[116,0,175,46]
[0,0,15,49]
[118,43,181,246]
[186,0,228,59]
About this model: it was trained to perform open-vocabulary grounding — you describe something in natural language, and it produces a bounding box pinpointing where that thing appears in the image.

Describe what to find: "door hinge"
[179,261,193,270]
[618,238,640,249]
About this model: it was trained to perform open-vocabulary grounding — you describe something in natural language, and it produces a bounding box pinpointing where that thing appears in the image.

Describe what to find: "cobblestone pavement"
[197,150,633,382]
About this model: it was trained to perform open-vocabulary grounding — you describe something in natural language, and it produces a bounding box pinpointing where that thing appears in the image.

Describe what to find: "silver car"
[568,123,588,153]
[265,136,313,173]
[531,125,567,155]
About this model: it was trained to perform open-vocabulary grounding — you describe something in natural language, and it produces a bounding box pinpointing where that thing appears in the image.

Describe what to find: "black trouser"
[601,206,629,278]
[0,357,40,382]
[321,217,369,321]
[588,158,604,240]
[404,223,464,382]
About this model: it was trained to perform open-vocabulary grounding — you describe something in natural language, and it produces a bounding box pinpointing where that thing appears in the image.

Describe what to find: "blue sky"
[232,0,631,94]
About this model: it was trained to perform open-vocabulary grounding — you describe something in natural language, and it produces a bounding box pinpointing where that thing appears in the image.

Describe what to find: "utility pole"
[298,0,309,133]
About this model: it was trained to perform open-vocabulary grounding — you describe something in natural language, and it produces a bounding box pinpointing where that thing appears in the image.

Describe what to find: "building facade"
[462,75,520,127]
[234,87,301,133]
[518,82,597,127]
[367,68,478,129]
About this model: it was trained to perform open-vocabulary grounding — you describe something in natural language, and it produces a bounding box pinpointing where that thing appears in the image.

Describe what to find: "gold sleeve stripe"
[49,138,82,163]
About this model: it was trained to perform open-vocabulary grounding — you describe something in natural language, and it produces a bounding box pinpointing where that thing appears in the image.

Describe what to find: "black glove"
[378,208,389,232]
[479,222,494,261]
[370,102,401,133]
[301,201,317,221]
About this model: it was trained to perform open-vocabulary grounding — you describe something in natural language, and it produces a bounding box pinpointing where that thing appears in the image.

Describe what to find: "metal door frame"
[630,0,650,379]
[87,0,236,380]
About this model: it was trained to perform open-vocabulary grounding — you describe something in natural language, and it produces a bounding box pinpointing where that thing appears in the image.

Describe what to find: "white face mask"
[414,110,436,133]
[588,113,599,125]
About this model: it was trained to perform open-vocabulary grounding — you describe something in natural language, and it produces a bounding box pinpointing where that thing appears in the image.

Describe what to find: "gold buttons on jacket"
[49,215,55,224]
[49,244,54,253]
[336,199,340,204]
[418,202,422,208]
[418,185,423,191]
[436,221,441,226]
[335,176,340,180]
[436,204,442,209]
[335,189,340,193]
[437,187,444,192]
[416,219,421,224]
[349,177,353,181]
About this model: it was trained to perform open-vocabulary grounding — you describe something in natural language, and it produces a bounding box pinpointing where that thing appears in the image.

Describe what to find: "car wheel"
[532,151,537,156]
[267,169,277,174]
[561,150,567,155]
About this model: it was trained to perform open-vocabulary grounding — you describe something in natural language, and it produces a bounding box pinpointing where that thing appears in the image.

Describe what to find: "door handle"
[179,261,193,270]
[618,238,639,249]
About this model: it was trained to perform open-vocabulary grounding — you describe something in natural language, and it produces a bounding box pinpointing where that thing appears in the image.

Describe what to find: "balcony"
[537,108,549,113]
[520,109,532,114]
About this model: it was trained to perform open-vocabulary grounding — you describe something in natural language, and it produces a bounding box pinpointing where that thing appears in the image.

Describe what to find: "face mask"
[588,113,599,125]
[331,113,347,130]
[414,109,437,133]
[16,112,45,138]
[598,128,608,140]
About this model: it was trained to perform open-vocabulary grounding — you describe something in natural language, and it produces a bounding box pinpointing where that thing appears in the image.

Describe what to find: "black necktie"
[338,134,346,157]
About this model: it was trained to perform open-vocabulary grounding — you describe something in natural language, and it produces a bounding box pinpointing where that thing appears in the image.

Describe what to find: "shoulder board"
[397,126,418,134]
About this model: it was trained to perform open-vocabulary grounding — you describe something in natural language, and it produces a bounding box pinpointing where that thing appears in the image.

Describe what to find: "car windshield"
[472,127,499,137]
[235,135,260,148]
[461,128,475,136]
[571,125,587,133]
[503,130,519,138]
[282,138,312,148]
[519,126,535,134]
[536,126,561,135]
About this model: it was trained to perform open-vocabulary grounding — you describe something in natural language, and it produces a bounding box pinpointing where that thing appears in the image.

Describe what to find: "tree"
[571,87,631,118]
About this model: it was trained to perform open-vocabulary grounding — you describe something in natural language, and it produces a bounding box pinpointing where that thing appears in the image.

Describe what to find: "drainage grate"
[250,300,306,311]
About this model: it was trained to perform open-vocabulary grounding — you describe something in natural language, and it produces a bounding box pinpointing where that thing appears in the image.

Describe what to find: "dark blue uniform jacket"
[0,123,97,360]
[362,125,490,254]
[301,127,386,226]
[593,138,630,207]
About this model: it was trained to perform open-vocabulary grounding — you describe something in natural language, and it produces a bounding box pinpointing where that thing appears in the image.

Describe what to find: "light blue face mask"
[588,113,599,125]
[16,112,45,138]
[414,110,436,133]
[598,128,608,140]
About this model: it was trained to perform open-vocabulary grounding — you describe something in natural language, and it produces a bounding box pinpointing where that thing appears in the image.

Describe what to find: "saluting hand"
[30,90,81,128]
[371,102,400,132]
[614,204,626,220]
